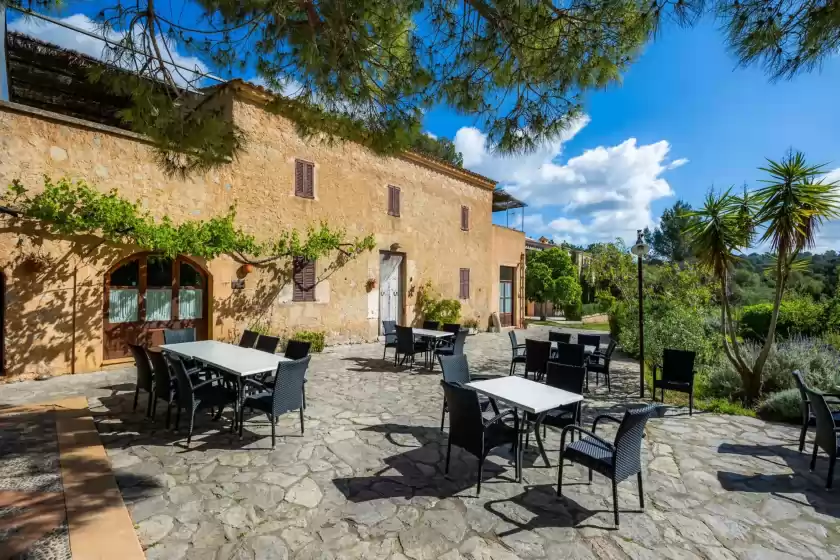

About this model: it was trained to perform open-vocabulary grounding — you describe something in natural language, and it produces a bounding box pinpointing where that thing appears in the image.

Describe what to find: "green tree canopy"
[649,200,699,263]
[525,247,582,311]
[12,0,838,170]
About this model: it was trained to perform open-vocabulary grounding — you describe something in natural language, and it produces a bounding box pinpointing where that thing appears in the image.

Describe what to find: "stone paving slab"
[2,327,840,559]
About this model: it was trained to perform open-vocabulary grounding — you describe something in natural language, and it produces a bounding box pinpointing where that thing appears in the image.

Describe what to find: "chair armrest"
[242,378,269,392]
[560,425,615,451]
[483,409,517,428]
[592,414,622,433]
[470,375,494,381]
[192,376,226,390]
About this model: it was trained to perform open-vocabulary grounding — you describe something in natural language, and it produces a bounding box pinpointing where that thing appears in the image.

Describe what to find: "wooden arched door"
[103,253,209,360]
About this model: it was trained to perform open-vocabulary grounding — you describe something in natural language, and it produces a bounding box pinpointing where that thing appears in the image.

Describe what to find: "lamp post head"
[631,229,649,257]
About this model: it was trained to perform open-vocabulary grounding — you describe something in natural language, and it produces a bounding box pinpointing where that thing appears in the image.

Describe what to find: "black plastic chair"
[255,334,281,354]
[652,349,697,415]
[438,354,496,431]
[239,330,259,348]
[441,380,519,496]
[442,323,462,335]
[525,363,586,467]
[523,339,551,380]
[558,404,660,526]
[127,343,154,417]
[548,331,571,344]
[805,387,840,488]
[508,331,526,376]
[433,329,468,369]
[577,334,602,353]
[167,353,237,448]
[587,340,617,392]
[163,328,196,344]
[285,340,312,408]
[241,356,311,447]
[553,342,586,368]
[147,350,178,429]
[792,371,840,453]
[382,320,397,360]
[395,326,425,370]
[422,320,441,331]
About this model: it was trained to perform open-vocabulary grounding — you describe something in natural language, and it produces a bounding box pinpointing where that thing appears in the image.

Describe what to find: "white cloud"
[824,167,840,185]
[9,14,208,87]
[456,117,684,245]
[425,131,438,140]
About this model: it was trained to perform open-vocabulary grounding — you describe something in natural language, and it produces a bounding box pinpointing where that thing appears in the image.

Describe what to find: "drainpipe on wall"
[0,4,9,102]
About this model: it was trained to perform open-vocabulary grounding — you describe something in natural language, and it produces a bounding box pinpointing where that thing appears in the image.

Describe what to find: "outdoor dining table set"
[129,328,313,449]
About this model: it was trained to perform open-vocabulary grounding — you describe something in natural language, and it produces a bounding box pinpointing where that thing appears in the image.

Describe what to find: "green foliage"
[525,248,582,312]
[564,300,583,321]
[740,296,825,340]
[581,302,603,316]
[416,281,462,324]
[4,177,376,262]
[290,331,325,353]
[648,200,699,262]
[247,322,272,336]
[757,389,801,422]
[698,398,756,418]
[408,134,463,167]
[462,318,480,330]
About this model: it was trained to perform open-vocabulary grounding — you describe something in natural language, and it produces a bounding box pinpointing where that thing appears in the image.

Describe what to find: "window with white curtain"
[179,289,203,319]
[146,289,172,321]
[109,289,138,323]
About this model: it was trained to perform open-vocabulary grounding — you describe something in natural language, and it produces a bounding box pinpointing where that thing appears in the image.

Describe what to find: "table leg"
[533,412,551,467]
[517,409,528,483]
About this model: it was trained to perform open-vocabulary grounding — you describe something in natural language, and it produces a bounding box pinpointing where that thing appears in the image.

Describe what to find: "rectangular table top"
[466,376,583,414]
[160,340,291,377]
[412,328,454,338]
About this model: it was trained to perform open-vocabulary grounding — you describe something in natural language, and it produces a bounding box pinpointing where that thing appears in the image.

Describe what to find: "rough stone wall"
[490,225,526,328]
[0,99,496,377]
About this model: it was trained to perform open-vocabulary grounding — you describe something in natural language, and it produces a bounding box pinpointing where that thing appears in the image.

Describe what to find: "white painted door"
[379,253,403,333]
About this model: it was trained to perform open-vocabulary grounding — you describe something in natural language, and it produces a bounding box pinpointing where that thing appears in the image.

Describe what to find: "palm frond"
[684,188,747,280]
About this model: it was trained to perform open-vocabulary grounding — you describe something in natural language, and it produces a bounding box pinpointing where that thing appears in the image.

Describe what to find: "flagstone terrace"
[1,326,838,559]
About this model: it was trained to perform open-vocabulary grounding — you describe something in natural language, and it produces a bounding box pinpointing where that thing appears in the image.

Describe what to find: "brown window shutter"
[459,268,470,299]
[388,185,400,216]
[461,206,469,231]
[305,162,314,197]
[295,161,304,197]
[295,160,314,198]
[293,257,316,302]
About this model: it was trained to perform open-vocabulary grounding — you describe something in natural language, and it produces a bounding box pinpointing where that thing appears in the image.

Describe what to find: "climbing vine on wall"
[1,176,376,263]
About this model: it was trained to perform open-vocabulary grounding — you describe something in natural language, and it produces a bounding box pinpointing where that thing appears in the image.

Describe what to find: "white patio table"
[161,340,291,431]
[466,376,583,481]
[412,328,454,369]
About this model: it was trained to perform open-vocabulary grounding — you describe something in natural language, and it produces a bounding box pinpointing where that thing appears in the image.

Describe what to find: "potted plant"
[463,318,480,335]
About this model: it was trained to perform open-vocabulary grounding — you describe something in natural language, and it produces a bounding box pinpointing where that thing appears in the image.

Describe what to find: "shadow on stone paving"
[717,442,840,519]
[92,386,272,452]
[483,484,609,536]
[334,423,516,501]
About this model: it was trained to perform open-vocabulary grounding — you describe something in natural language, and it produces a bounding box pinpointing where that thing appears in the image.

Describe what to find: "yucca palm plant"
[686,151,839,403]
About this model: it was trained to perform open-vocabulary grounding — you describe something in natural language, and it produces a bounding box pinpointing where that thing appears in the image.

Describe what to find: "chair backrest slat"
[804,387,838,454]
[525,339,552,374]
[165,354,196,410]
[441,380,485,456]
[271,356,310,415]
[147,349,173,399]
[128,343,154,392]
[545,362,586,395]
[442,323,461,335]
[439,354,471,385]
[255,334,281,354]
[662,349,696,384]
[239,329,259,348]
[577,334,601,352]
[548,331,571,344]
[163,328,196,345]
[613,404,660,481]
[284,339,312,360]
[553,342,586,367]
[395,325,416,353]
[449,329,468,355]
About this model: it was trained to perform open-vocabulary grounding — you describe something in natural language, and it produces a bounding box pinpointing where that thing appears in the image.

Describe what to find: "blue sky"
[7,6,840,248]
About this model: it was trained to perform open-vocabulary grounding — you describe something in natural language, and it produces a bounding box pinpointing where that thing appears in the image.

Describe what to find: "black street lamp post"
[631,230,649,399]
